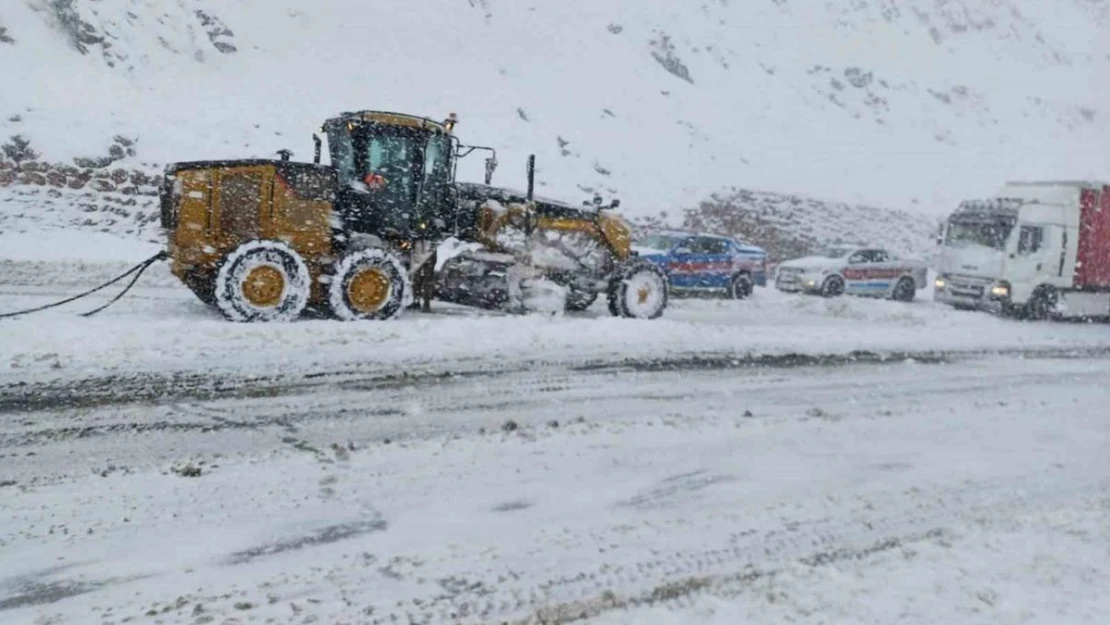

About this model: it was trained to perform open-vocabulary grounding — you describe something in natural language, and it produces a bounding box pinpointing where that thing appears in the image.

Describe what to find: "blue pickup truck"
[632,231,768,299]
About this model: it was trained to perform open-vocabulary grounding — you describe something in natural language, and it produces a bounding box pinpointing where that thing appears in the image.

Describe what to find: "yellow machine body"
[163,161,337,304]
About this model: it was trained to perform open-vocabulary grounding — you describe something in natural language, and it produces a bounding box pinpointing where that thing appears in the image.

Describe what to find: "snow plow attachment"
[437,178,668,318]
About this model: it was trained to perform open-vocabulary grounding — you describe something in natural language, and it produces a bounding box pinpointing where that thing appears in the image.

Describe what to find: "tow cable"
[0,251,169,320]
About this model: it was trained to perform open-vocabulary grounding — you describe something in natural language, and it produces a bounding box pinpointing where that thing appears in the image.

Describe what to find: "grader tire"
[608,261,668,319]
[327,248,411,321]
[214,240,311,322]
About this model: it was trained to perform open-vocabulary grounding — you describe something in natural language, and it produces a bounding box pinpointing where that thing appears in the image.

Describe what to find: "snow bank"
[2,270,1109,382]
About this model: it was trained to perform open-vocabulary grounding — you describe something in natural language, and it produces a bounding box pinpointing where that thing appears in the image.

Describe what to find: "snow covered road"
[2,348,1109,624]
[2,260,1110,624]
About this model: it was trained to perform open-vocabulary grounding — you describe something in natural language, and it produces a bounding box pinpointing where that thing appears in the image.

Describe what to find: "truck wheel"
[892,277,916,302]
[328,248,411,321]
[730,273,754,300]
[608,262,668,319]
[1024,286,1058,321]
[565,288,598,312]
[820,275,845,298]
[214,240,311,322]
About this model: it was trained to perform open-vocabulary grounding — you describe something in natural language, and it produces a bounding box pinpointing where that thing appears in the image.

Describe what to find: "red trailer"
[1076,185,1110,289]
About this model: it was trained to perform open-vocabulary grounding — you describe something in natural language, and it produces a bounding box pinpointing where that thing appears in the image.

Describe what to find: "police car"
[775,244,928,301]
[632,231,768,299]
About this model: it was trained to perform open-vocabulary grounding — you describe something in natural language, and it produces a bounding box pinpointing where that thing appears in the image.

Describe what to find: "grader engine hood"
[455,182,632,263]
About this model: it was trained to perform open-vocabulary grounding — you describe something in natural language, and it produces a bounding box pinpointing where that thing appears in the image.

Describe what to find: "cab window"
[850,250,888,264]
[422,134,452,189]
[694,237,729,255]
[365,132,417,210]
[328,128,356,186]
[1018,226,1043,255]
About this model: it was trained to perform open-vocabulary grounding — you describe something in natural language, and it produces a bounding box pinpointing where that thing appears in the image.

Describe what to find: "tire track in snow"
[3,343,1108,417]
[229,475,1103,625]
[2,354,1106,623]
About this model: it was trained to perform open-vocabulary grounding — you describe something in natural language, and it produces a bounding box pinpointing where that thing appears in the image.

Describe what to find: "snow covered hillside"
[647,187,941,261]
[2,0,1109,223]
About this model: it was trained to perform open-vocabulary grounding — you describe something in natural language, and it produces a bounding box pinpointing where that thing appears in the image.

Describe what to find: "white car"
[775,245,928,301]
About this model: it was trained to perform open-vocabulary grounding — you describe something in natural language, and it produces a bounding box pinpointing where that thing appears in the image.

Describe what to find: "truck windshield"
[945,220,1014,250]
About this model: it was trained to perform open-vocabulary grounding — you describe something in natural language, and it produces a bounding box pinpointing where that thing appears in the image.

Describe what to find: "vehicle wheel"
[328,248,411,321]
[608,261,668,319]
[892,277,916,302]
[730,273,754,300]
[565,288,598,312]
[214,240,311,322]
[820,275,845,298]
[1024,286,1058,321]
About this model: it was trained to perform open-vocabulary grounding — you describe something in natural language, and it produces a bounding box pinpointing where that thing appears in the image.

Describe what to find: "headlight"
[934,277,946,290]
[990,283,1010,299]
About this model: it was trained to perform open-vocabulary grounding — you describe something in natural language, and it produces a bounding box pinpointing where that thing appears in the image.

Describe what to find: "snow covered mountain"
[1,0,1108,238]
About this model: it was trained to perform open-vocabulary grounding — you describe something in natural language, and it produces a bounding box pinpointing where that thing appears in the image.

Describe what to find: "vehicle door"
[692,237,732,288]
[666,237,700,289]
[842,249,890,295]
[1007,224,1058,296]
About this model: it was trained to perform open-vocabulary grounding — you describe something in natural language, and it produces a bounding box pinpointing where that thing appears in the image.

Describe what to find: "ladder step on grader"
[158,111,668,322]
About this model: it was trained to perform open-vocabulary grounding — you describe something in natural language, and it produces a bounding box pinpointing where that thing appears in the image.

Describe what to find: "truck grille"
[947,275,991,299]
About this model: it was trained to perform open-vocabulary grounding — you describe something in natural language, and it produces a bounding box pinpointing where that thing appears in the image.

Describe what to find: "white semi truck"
[934,181,1110,320]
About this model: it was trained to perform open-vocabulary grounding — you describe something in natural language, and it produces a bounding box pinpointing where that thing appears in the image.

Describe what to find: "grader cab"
[159,110,668,322]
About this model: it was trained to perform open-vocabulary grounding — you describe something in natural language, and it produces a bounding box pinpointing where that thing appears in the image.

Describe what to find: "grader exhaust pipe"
[526,154,535,202]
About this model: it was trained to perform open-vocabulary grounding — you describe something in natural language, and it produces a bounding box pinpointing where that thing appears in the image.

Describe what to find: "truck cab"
[935,181,1110,319]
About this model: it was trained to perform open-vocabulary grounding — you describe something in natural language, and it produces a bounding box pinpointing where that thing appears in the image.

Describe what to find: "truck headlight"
[934,277,946,290]
[990,283,1010,299]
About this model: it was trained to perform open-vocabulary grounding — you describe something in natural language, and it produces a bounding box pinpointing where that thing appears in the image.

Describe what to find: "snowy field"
[2,256,1109,625]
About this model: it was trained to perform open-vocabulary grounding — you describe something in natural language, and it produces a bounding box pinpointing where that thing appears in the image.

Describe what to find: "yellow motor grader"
[158,111,668,322]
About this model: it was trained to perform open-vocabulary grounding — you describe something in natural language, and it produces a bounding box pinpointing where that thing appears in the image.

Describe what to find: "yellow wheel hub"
[637,286,651,305]
[347,268,391,313]
[241,265,285,308]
